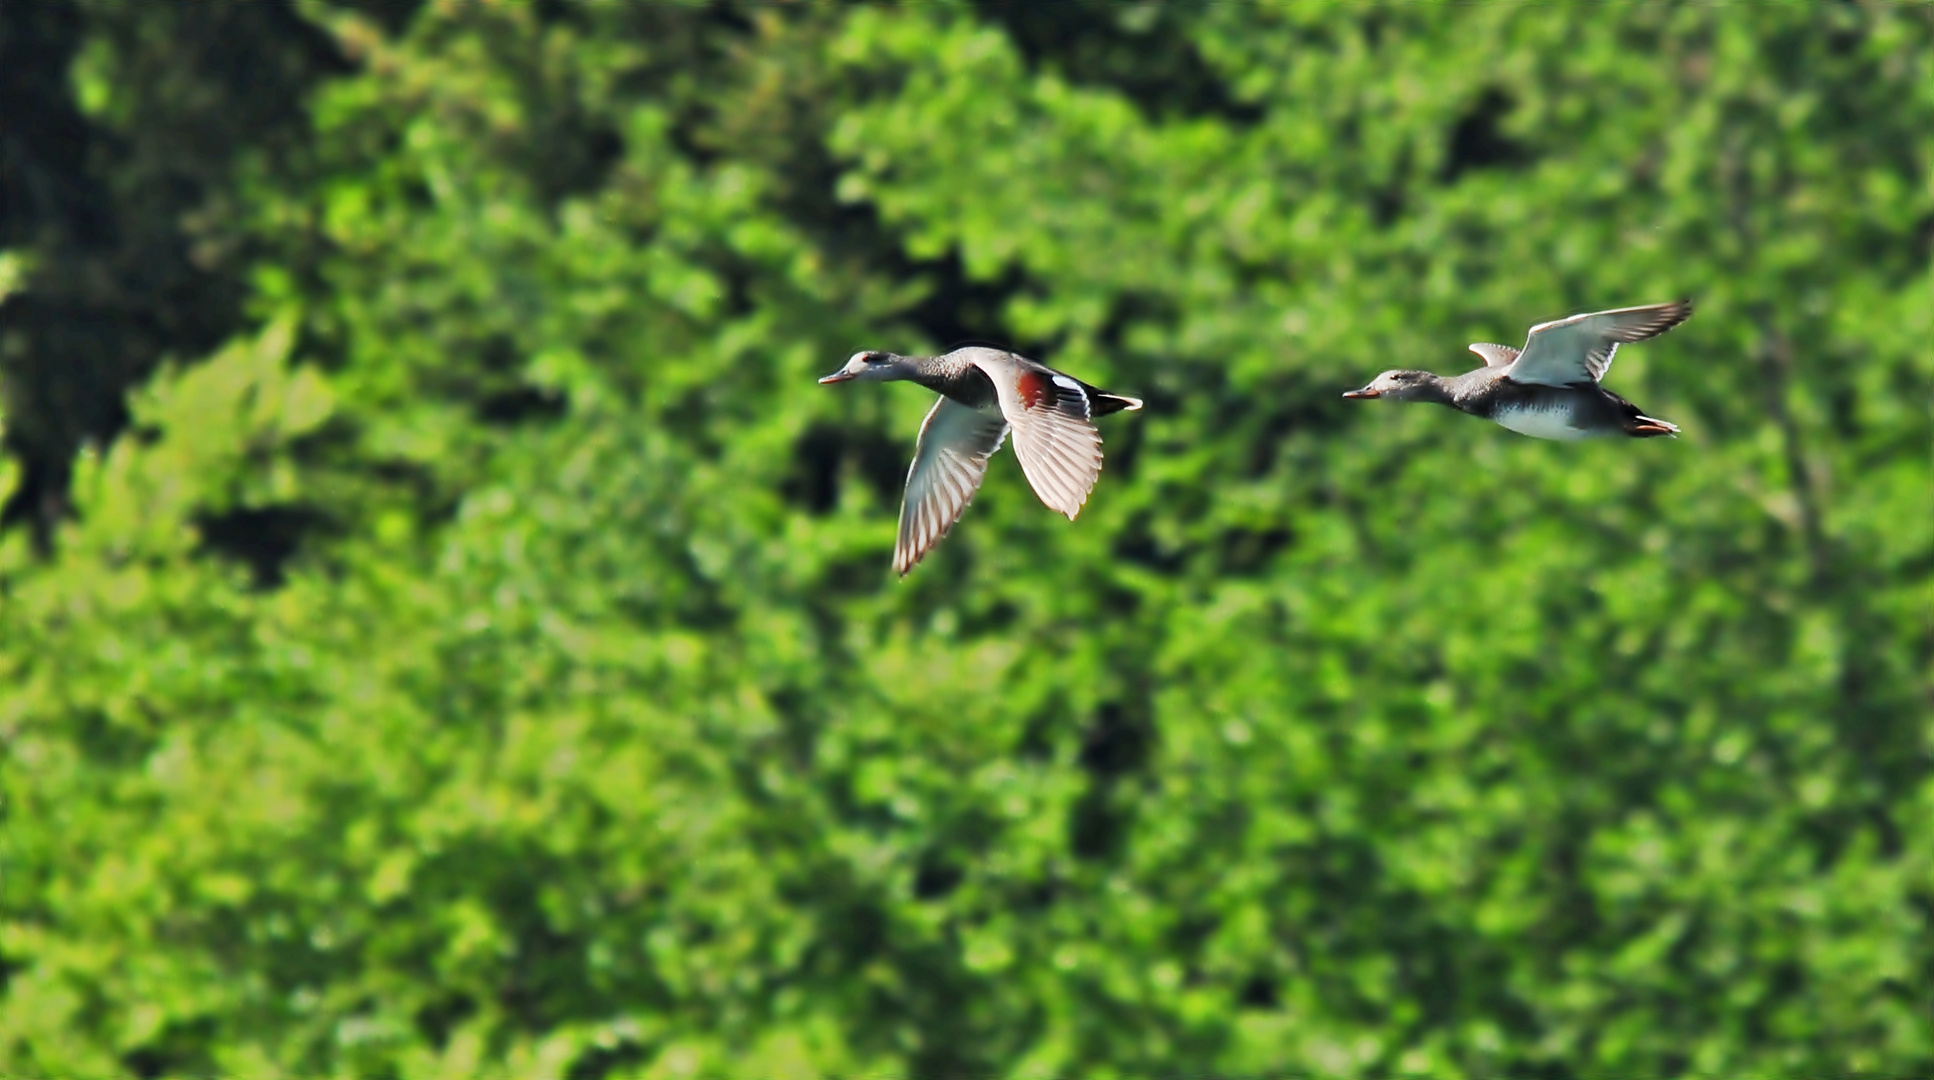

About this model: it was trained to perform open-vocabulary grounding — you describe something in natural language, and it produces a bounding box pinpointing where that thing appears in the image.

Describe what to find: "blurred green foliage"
[1,1,1930,1077]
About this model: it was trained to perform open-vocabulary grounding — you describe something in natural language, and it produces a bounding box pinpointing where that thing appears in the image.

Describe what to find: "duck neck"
[915,357,998,408]
[1398,375,1458,407]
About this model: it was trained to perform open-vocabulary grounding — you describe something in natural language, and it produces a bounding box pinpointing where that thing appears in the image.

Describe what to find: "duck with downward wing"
[819,347,1144,575]
[1343,300,1693,439]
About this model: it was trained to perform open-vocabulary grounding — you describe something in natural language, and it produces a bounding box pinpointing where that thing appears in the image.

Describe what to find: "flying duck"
[1344,300,1693,439]
[819,347,1143,574]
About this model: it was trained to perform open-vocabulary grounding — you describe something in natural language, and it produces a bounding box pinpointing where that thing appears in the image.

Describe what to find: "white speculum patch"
[1493,402,1590,440]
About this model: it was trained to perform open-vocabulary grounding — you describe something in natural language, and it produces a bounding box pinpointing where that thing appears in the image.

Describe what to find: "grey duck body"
[1344,300,1692,440]
[1386,365,1673,441]
[818,346,1143,574]
[898,349,1001,410]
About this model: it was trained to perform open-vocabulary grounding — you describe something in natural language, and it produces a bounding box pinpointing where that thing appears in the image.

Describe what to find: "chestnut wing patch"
[1016,370,1047,410]
[1015,369,1093,419]
[1001,371,1103,519]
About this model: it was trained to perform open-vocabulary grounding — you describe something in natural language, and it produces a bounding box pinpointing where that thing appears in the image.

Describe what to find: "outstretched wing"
[980,358,1105,520]
[1506,300,1693,387]
[1468,342,1520,368]
[895,396,1009,575]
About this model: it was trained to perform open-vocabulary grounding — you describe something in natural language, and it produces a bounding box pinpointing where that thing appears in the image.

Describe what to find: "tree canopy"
[1,2,1929,1077]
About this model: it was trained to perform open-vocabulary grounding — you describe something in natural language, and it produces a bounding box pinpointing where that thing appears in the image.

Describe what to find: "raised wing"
[1506,300,1692,387]
[1468,342,1520,368]
[895,397,1009,576]
[982,359,1105,520]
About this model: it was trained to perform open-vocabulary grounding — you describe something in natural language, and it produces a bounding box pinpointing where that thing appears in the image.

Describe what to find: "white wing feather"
[1506,300,1692,387]
[895,397,1009,575]
[978,359,1104,520]
[1468,342,1520,368]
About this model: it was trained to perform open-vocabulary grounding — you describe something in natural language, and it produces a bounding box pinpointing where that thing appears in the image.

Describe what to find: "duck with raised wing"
[819,346,1143,575]
[1343,300,1693,439]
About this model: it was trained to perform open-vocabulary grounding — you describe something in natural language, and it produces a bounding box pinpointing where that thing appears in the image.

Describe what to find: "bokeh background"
[2,1,1930,1076]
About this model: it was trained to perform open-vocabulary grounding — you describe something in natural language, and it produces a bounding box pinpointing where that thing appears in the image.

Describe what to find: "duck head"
[819,350,907,385]
[1343,369,1437,402]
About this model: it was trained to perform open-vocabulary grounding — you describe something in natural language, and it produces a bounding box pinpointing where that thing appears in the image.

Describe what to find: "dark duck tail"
[1086,386,1144,416]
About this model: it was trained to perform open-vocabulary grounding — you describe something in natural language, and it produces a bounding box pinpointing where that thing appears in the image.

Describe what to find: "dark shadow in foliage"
[0,0,117,543]
[765,127,1039,362]
[1089,288,1167,433]
[121,1016,218,1080]
[414,992,479,1051]
[566,1040,651,1080]
[195,504,332,589]
[1369,171,1408,228]
[1112,510,1189,576]
[783,424,855,516]
[477,386,568,426]
[502,0,629,209]
[539,124,626,209]
[795,887,1010,1075]
[454,334,567,425]
[652,6,759,171]
[761,685,823,774]
[913,851,966,901]
[886,933,1022,1079]
[975,0,1265,124]
[1106,357,1327,576]
[812,551,901,604]
[435,849,664,1036]
[325,0,425,37]
[1219,524,1295,576]
[0,0,349,546]
[1068,794,1126,862]
[1239,973,1279,1009]
[1071,698,1155,861]
[0,2,106,248]
[782,421,910,519]
[1442,87,1532,183]
[1014,706,1059,763]
[1096,288,1176,357]
[72,707,159,770]
[645,4,1043,362]
[934,568,1018,629]
[902,251,1035,357]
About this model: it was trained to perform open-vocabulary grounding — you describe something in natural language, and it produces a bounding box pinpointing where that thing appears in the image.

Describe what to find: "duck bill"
[1341,388,1379,399]
[818,370,857,385]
